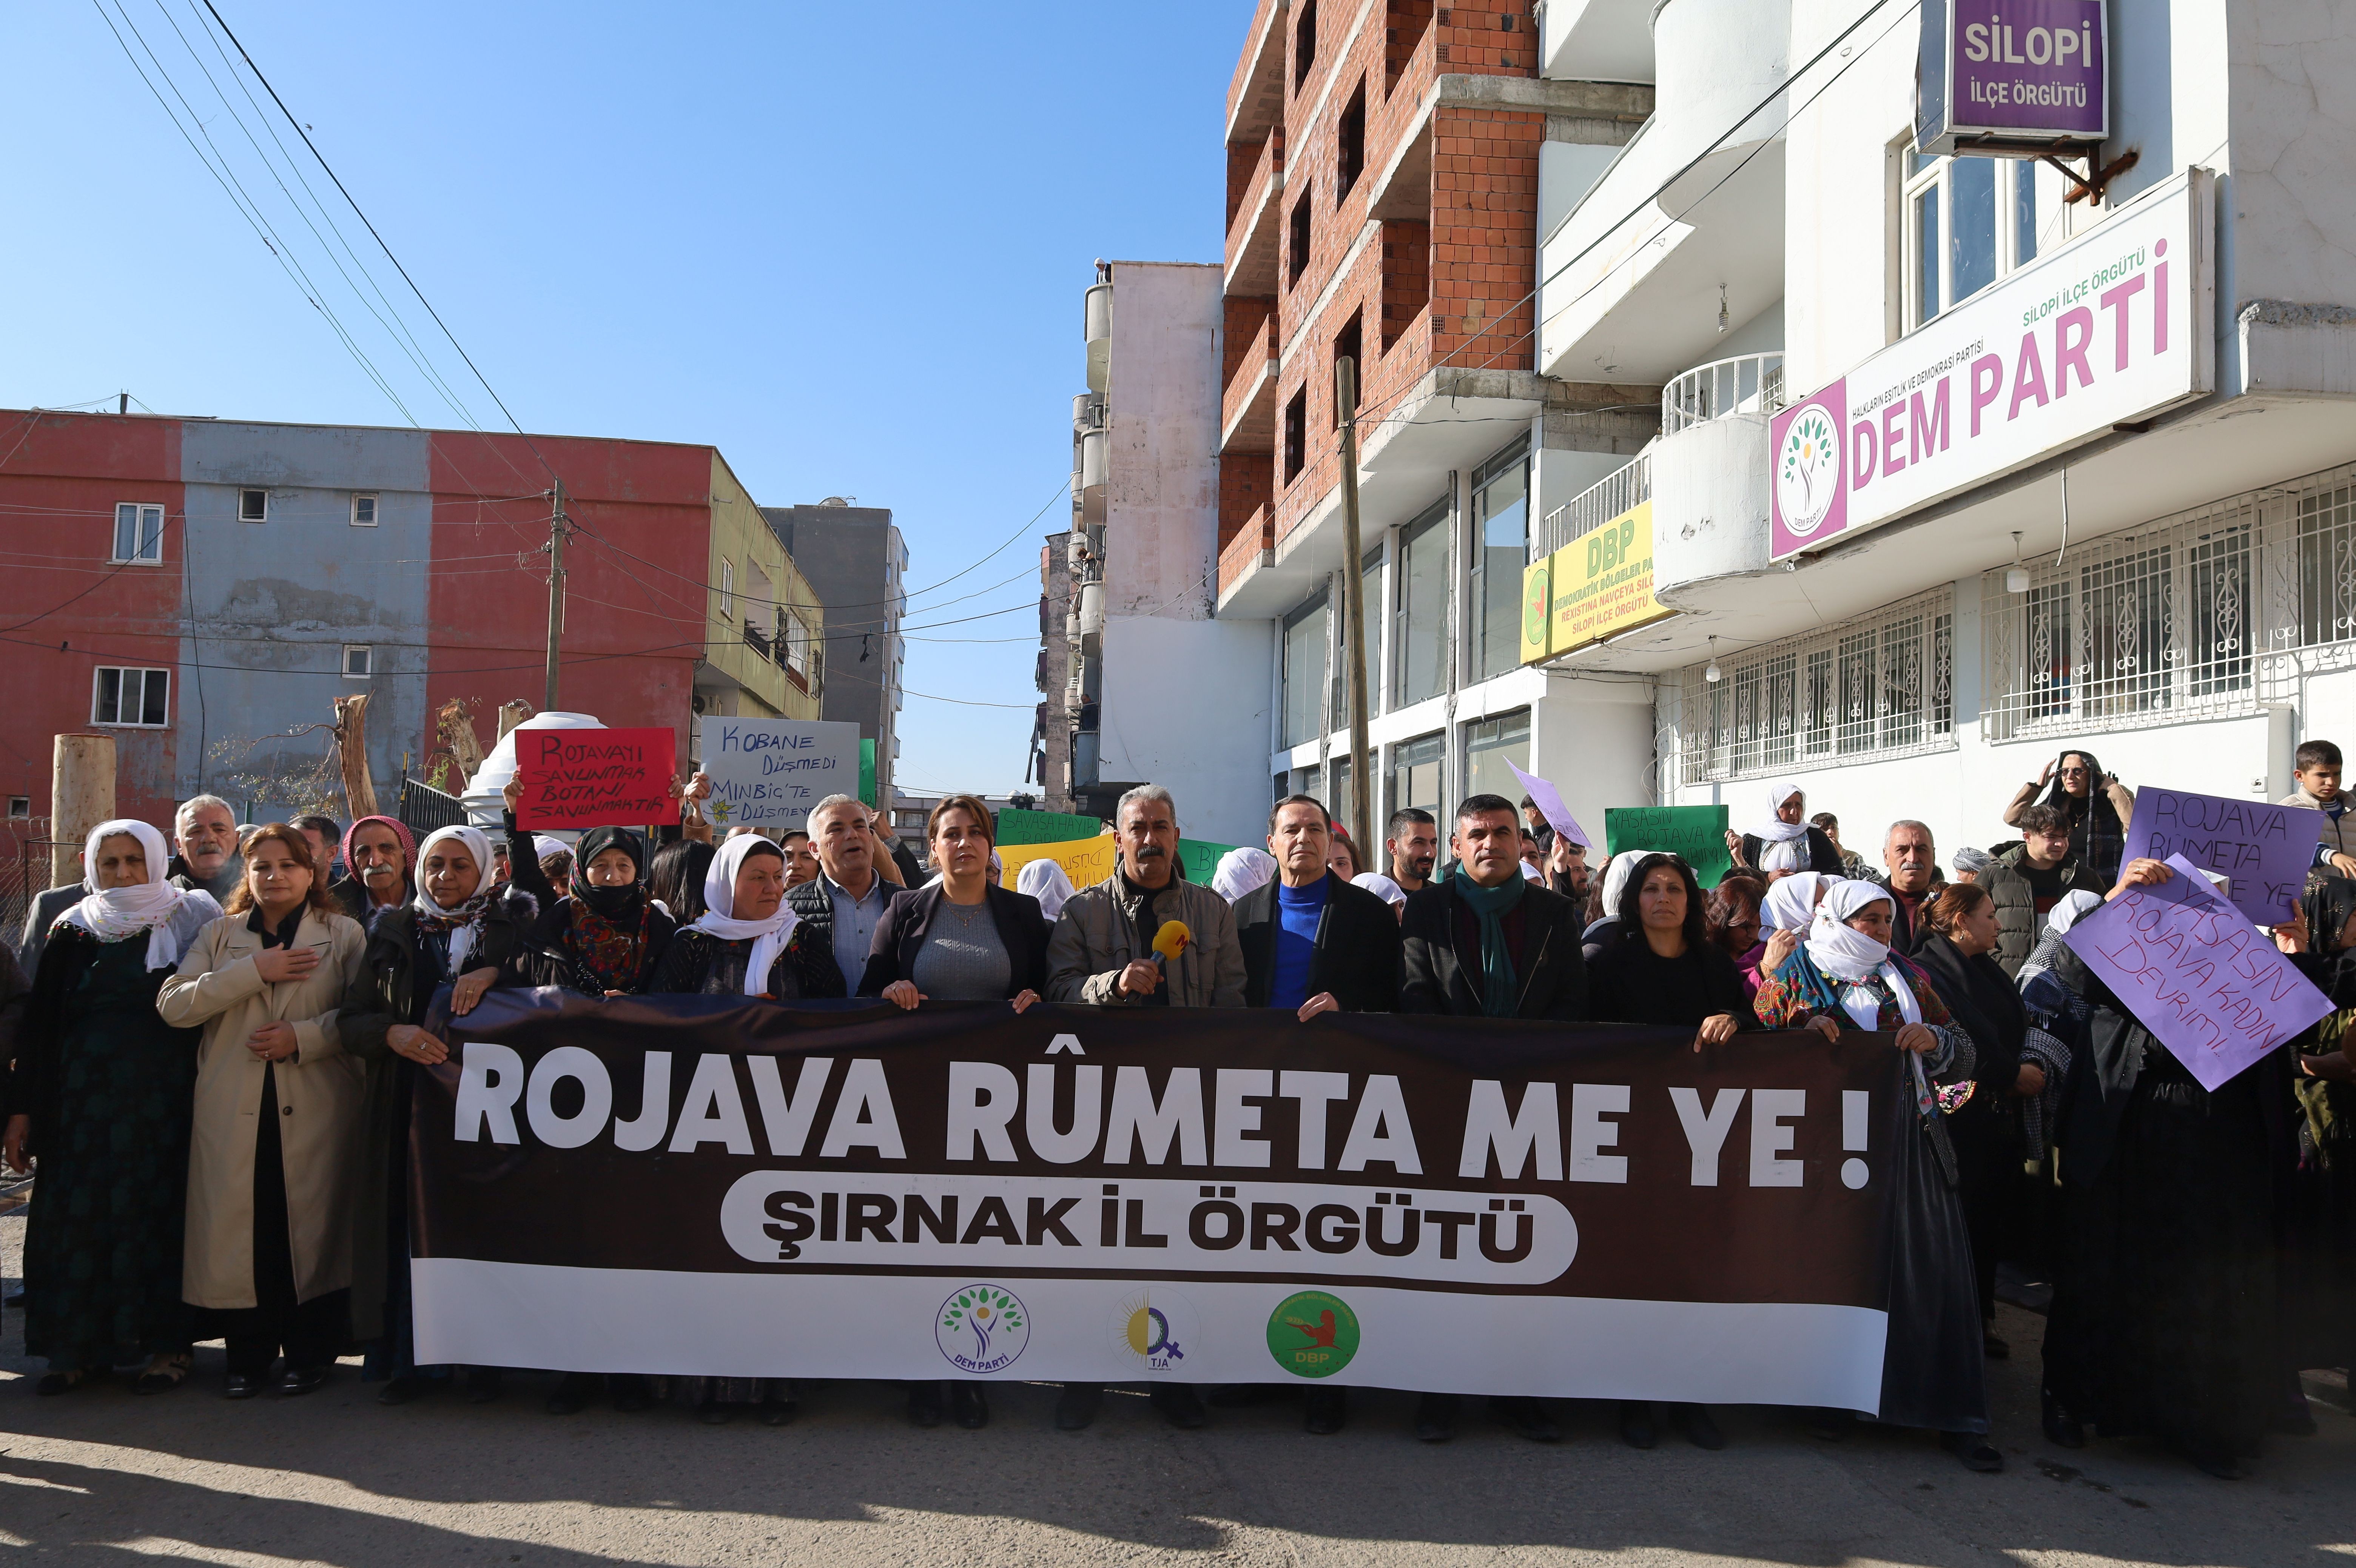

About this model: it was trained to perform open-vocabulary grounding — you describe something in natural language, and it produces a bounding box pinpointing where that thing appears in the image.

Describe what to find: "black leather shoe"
[276,1365,331,1398]
[1983,1331,2011,1359]
[375,1375,422,1406]
[1210,1383,1284,1408]
[1055,1382,1103,1431]
[1806,1408,1853,1442]
[1941,1430,2004,1472]
[1415,1392,1460,1443]
[1490,1395,1558,1442]
[1674,1403,1725,1449]
[757,1387,797,1426]
[34,1371,85,1397]
[464,1367,503,1404]
[1152,1382,1208,1430]
[2041,1389,2085,1449]
[1619,1400,1658,1449]
[950,1383,989,1429]
[908,1381,944,1428]
[697,1396,731,1425]
[223,1371,264,1401]
[609,1375,650,1413]
[1303,1387,1346,1435]
[2183,1441,2246,1479]
[545,1372,596,1415]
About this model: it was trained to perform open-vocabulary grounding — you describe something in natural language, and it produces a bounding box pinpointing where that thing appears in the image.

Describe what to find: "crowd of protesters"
[2,739,2352,1485]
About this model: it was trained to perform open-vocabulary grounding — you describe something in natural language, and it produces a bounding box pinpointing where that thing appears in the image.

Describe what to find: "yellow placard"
[996,835,1118,890]
[1546,501,1671,655]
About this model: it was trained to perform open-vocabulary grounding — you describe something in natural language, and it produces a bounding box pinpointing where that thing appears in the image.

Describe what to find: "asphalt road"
[4,1214,2352,1567]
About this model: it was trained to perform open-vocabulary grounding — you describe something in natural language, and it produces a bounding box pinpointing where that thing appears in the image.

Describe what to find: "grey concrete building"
[761,500,907,808]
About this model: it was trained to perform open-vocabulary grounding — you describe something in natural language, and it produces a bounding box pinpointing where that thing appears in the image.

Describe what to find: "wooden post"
[1334,356,1374,863]
[49,733,116,886]
[497,699,533,741]
[334,695,379,819]
[438,697,485,780]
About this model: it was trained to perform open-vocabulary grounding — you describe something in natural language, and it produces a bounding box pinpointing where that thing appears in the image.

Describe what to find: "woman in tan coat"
[159,823,367,1399]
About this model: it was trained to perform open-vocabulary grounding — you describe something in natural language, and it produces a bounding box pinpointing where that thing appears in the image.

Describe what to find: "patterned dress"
[18,930,203,1372]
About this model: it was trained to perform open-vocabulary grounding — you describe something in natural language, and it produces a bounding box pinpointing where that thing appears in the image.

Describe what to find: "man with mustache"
[330,816,416,930]
[1046,784,1244,1009]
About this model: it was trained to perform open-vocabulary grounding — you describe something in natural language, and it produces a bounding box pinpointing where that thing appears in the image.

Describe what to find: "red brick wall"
[1218,0,1541,552]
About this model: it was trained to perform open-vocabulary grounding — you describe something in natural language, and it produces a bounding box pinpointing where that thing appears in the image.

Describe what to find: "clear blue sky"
[1,1,1248,800]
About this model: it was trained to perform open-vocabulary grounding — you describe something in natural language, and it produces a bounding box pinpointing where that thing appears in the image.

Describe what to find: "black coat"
[1230,873,1402,1012]
[1741,826,1843,876]
[1585,935,1751,1027]
[500,816,675,993]
[857,883,1050,1000]
[1913,932,2029,1112]
[1398,877,1587,1020]
[779,876,860,1000]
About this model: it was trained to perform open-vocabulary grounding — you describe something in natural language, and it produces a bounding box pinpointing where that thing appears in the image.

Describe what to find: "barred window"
[2296,479,2356,649]
[1677,589,1954,786]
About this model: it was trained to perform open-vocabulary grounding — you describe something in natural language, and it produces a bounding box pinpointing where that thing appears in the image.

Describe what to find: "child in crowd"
[2284,739,2356,876]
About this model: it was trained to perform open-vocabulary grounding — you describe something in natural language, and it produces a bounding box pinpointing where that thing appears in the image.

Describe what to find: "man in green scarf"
[1387,793,1588,1446]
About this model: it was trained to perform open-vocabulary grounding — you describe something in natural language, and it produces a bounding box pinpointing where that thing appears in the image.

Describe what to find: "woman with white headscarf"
[1733,782,1843,877]
[336,823,537,1406]
[2,820,219,1395]
[1211,846,1278,903]
[1016,857,1076,921]
[1753,878,1999,1472]
[1352,872,1408,922]
[1745,870,1841,997]
[650,833,822,1001]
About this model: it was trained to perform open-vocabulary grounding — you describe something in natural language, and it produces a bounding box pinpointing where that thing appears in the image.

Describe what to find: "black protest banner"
[409,992,1904,1404]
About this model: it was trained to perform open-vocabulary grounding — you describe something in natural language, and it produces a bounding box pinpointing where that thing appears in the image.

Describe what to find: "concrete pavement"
[4,1215,2352,1567]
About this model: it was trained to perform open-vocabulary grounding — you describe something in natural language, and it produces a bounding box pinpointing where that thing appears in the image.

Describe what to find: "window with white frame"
[93,666,171,727]
[342,645,373,679]
[1676,588,1954,785]
[113,502,164,564]
[351,494,378,527]
[1902,146,2040,331]
[239,488,269,523]
[7,796,28,819]
[720,559,734,619]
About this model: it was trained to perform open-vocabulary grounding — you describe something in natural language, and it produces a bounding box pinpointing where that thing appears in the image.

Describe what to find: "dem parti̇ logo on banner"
[936,1284,1030,1374]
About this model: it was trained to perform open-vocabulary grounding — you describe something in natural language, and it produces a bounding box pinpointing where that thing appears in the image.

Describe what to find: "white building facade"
[1522,0,2356,864]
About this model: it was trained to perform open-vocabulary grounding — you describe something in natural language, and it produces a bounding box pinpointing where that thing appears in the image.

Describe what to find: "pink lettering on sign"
[2154,241,2170,355]
[1969,353,2004,436]
[2054,307,2095,396]
[1852,418,1878,491]
[2100,272,2147,372]
[2009,331,2050,419]
[1910,380,1950,465]
[1882,402,1907,476]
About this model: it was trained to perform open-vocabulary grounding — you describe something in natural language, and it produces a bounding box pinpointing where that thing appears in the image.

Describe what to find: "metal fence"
[1980,460,2356,744]
[395,774,470,835]
[1535,451,1651,560]
[1661,353,1786,436]
[3,835,65,957]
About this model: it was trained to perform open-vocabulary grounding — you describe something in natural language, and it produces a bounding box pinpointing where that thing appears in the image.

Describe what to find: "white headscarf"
[531,835,569,863]
[1519,859,1544,881]
[1353,872,1407,908]
[1016,858,1075,920]
[1806,879,1921,1029]
[1596,852,1641,924]
[689,834,799,997]
[1212,847,1278,903]
[55,819,220,969]
[413,825,498,971]
[1755,780,1810,843]
[1760,871,1836,932]
[2046,889,2105,937]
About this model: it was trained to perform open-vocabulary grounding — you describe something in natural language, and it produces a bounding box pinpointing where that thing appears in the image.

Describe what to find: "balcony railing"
[1537,453,1651,560]
[1661,353,1785,436]
[743,620,771,662]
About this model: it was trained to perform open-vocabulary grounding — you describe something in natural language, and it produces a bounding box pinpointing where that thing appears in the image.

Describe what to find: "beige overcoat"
[158,907,368,1309]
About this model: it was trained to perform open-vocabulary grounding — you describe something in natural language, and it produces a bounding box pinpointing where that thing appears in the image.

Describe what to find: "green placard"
[1604,805,1731,887]
[859,739,876,808]
[997,807,1103,846]
[1178,839,1240,884]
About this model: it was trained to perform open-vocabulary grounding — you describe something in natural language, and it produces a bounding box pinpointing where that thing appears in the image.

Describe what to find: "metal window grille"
[1674,588,1954,786]
[1536,451,1651,560]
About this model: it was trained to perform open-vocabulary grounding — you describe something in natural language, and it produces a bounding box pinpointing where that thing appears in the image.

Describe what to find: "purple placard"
[2121,785,2319,927]
[1770,379,1847,560]
[1948,0,2106,141]
[1504,759,1592,854]
[2064,855,2331,1091]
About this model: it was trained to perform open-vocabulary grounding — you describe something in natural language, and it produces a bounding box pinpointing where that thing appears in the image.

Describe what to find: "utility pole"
[544,482,568,712]
[1335,357,1374,862]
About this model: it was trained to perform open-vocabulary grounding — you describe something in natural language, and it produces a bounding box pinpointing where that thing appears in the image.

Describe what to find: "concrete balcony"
[1661,353,1784,435]
[1540,0,1656,83]
[1539,0,1788,386]
[1221,309,1278,454]
[1225,0,1289,148]
[1226,132,1285,297]
[1650,410,1774,610]
[1218,504,1273,598]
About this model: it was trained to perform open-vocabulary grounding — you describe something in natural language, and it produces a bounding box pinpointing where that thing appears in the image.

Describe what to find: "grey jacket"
[1045,870,1247,1008]
[1980,843,2104,977]
[16,884,84,977]
[2282,787,2356,866]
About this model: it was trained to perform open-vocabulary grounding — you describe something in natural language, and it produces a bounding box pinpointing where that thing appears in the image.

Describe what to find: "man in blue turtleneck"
[1234,794,1400,1018]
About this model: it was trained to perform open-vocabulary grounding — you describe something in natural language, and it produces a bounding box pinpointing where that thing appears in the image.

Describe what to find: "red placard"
[513,727,675,829]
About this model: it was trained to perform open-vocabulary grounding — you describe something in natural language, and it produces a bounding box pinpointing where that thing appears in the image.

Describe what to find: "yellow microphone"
[1152,920,1193,969]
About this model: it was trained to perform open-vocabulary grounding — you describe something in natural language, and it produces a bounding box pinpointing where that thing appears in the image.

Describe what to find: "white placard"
[697,715,861,833]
